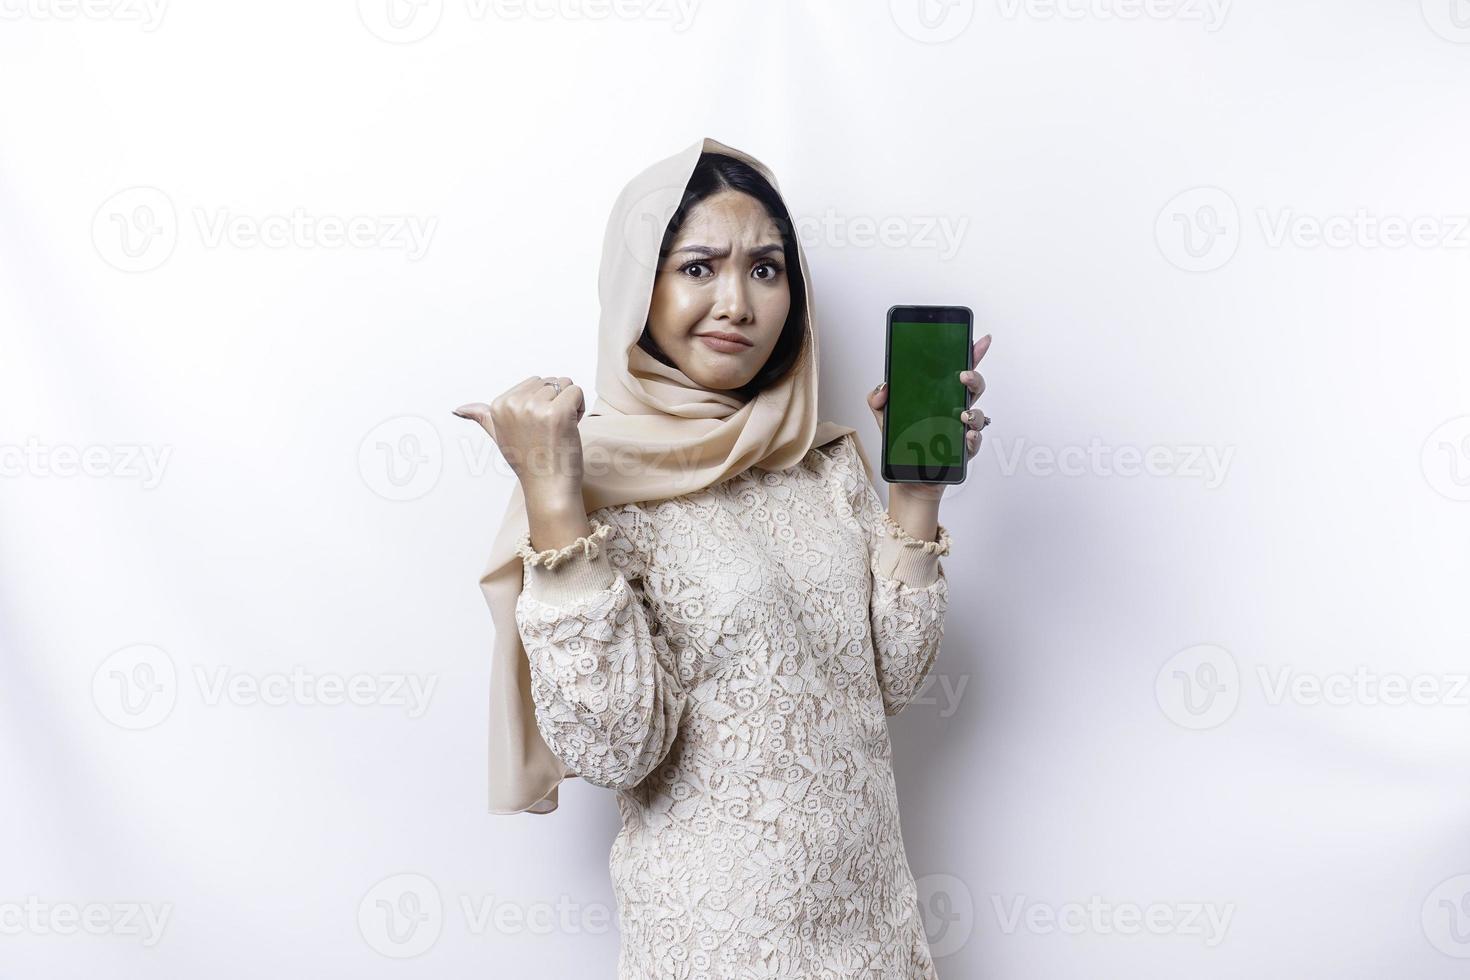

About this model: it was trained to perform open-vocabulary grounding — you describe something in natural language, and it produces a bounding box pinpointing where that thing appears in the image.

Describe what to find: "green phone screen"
[886,321,970,468]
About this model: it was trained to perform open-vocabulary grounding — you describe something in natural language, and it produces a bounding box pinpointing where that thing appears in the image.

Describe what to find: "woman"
[456,137,990,979]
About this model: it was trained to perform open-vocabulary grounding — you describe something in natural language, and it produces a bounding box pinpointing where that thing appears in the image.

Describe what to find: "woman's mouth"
[697,332,754,354]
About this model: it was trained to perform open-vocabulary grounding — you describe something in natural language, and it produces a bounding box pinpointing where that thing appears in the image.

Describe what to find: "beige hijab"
[480,136,874,814]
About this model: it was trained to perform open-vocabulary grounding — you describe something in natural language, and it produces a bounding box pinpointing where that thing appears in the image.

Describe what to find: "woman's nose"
[711,273,753,324]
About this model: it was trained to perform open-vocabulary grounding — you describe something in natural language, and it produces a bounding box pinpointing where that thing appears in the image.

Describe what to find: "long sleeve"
[513,513,688,791]
[838,437,952,718]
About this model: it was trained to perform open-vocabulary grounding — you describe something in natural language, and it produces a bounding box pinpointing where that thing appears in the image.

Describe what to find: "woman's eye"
[678,260,782,280]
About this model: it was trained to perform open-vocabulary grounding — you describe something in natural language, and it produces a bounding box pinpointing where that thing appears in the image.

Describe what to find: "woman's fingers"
[867,381,888,430]
[452,401,497,441]
[452,401,491,422]
[533,376,575,399]
[549,378,585,420]
[961,334,991,408]
[875,332,992,440]
[455,375,582,424]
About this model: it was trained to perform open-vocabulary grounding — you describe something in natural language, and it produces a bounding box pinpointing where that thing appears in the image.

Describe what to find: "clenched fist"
[454,375,586,504]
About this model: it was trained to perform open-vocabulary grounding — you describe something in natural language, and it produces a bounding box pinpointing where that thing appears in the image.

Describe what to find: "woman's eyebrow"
[672,243,783,259]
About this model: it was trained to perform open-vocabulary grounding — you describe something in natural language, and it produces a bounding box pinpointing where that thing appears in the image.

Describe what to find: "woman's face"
[645,189,791,392]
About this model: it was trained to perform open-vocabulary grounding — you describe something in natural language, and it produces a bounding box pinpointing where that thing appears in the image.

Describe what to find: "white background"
[3,0,1470,976]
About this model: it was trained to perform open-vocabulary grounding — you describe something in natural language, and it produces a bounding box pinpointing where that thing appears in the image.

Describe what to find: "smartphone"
[881,305,973,484]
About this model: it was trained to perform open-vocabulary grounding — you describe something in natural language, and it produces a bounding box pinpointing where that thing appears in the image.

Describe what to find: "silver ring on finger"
[542,380,563,395]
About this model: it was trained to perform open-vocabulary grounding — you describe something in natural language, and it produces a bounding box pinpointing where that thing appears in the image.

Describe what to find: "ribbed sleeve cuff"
[872,518,952,588]
[874,535,940,586]
[523,548,619,606]
[517,521,620,607]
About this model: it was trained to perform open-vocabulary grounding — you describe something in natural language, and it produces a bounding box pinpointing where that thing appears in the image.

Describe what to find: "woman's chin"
[684,358,755,391]
[693,375,750,393]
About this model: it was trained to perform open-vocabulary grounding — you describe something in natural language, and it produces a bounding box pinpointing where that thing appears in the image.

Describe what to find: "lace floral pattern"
[514,432,950,979]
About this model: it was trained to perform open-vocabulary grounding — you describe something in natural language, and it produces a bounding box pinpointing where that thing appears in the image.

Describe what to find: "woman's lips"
[697,334,753,353]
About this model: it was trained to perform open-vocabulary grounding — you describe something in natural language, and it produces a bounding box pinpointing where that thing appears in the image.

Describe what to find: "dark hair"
[637,152,808,403]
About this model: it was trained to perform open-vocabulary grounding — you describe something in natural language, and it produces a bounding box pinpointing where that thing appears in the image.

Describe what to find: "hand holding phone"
[877,305,985,485]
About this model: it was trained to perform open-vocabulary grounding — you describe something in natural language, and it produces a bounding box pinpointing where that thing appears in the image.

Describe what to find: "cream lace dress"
[513,431,952,980]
